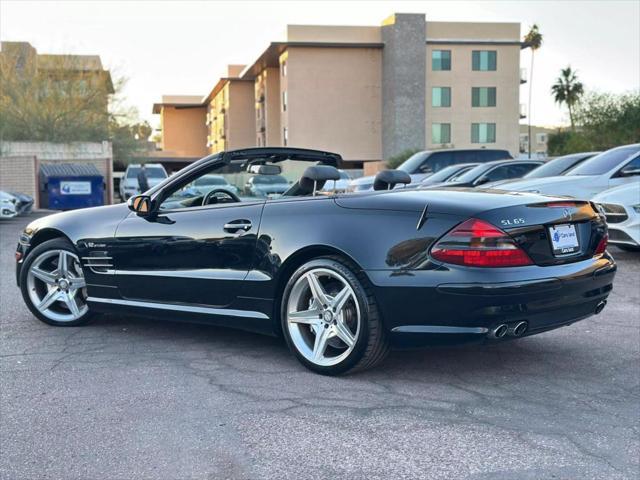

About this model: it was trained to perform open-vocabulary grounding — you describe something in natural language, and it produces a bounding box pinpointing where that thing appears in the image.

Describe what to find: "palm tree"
[524,24,543,158]
[551,66,584,130]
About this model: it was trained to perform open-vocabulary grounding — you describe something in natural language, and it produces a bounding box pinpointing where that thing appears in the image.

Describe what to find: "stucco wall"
[381,13,427,160]
[425,44,521,155]
[283,46,382,162]
[227,81,256,150]
[160,106,208,157]
[264,67,282,146]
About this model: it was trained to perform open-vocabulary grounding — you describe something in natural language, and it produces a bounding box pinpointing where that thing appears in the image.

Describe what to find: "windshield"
[195,176,227,186]
[424,164,476,183]
[448,164,489,183]
[127,166,166,179]
[397,152,429,173]
[252,175,287,185]
[567,145,640,176]
[524,154,588,179]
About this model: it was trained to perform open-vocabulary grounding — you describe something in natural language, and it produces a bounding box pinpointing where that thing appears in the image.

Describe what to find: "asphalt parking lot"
[1,212,638,480]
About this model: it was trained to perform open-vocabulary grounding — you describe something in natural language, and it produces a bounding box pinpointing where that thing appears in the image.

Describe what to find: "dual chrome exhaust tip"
[490,301,607,339]
[490,321,528,339]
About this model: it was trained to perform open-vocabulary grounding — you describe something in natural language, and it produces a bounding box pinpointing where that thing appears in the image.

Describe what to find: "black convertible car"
[15,148,616,375]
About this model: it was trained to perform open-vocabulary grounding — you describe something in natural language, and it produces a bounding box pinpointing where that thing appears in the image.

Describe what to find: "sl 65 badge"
[500,218,526,226]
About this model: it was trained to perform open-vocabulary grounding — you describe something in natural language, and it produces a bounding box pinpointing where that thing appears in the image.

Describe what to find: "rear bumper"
[366,253,616,347]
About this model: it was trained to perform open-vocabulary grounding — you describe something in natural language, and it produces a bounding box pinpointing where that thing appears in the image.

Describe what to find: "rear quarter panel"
[248,196,461,301]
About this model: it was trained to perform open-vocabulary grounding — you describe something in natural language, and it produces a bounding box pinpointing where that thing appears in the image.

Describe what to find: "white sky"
[2,0,639,130]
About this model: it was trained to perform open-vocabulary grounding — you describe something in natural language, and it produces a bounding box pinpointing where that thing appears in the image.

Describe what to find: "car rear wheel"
[281,256,389,375]
[20,238,93,326]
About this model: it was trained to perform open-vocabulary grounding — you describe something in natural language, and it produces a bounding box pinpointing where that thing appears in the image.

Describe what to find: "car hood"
[25,203,129,237]
[122,177,165,187]
[492,175,594,193]
[335,188,567,217]
[351,175,375,186]
[481,179,518,189]
[592,183,640,205]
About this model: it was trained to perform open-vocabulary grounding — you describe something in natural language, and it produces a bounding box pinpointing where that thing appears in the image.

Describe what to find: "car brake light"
[544,201,578,208]
[431,218,533,267]
[595,234,608,255]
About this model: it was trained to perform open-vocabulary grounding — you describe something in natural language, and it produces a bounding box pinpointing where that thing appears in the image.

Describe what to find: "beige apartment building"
[153,13,528,167]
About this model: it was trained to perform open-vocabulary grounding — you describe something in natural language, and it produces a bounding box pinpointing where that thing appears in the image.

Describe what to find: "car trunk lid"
[475,200,607,266]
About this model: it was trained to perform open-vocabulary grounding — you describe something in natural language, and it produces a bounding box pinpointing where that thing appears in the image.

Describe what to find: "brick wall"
[0,142,113,207]
[0,156,38,198]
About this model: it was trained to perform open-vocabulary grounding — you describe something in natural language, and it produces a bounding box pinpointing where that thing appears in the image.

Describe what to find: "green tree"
[386,148,421,169]
[547,91,640,155]
[524,24,543,158]
[551,66,584,130]
[0,53,149,165]
[575,91,640,149]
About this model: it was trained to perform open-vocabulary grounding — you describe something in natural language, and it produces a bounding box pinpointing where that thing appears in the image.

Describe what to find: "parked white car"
[0,191,18,219]
[593,183,640,251]
[321,169,352,193]
[494,144,640,199]
[119,163,168,200]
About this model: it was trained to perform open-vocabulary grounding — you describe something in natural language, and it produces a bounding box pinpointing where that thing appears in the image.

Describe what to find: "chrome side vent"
[82,254,114,274]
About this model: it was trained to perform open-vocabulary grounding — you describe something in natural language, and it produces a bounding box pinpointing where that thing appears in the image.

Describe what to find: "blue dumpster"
[39,164,104,210]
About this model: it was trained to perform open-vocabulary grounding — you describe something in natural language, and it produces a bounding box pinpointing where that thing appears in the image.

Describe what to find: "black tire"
[20,238,94,327]
[281,256,389,375]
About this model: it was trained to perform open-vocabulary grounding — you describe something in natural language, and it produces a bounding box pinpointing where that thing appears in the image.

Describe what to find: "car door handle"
[224,220,252,233]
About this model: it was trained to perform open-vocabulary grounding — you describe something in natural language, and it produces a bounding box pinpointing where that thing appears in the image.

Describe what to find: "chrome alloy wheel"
[286,268,361,367]
[26,249,88,322]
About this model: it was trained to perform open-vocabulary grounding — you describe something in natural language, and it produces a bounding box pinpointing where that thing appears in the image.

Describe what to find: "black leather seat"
[373,170,412,191]
[299,165,341,195]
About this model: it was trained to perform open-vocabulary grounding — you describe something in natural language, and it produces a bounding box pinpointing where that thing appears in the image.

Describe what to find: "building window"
[283,127,288,146]
[282,60,287,77]
[472,50,497,71]
[471,123,496,143]
[536,133,547,144]
[431,123,451,144]
[472,87,497,107]
[431,87,451,107]
[432,50,451,71]
[282,90,287,112]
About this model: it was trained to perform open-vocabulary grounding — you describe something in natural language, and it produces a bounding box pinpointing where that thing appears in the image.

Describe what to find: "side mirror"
[127,195,152,216]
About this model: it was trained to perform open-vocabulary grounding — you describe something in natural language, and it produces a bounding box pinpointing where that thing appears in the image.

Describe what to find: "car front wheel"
[20,238,93,326]
[281,256,389,375]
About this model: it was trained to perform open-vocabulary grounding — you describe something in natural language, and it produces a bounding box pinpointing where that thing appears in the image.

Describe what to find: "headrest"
[373,169,412,191]
[302,165,341,183]
[298,165,341,195]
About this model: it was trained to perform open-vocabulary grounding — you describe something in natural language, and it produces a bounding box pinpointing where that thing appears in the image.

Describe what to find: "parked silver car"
[119,163,168,200]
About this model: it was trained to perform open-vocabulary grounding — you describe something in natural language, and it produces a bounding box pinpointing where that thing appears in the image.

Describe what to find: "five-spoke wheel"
[286,267,360,367]
[20,238,92,326]
[282,256,389,375]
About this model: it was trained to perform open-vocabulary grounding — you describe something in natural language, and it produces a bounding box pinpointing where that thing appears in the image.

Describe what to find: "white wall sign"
[60,181,92,195]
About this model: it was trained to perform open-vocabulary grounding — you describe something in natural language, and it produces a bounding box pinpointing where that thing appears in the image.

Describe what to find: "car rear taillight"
[595,234,608,255]
[431,218,533,267]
